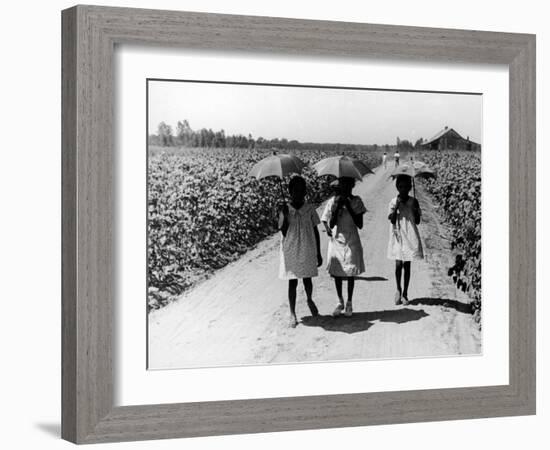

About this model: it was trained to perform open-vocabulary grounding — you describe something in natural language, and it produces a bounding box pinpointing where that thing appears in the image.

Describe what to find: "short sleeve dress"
[321,196,366,277]
[387,196,424,261]
[279,203,321,280]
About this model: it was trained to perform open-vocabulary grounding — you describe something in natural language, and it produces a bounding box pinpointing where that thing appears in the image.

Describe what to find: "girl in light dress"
[387,174,424,305]
[321,177,366,317]
[394,151,401,167]
[278,176,323,328]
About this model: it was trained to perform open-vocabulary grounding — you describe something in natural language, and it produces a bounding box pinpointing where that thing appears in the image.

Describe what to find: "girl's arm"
[313,226,322,266]
[348,207,363,228]
[322,220,332,237]
[329,211,338,230]
[345,197,364,229]
[354,213,364,229]
[413,198,421,225]
[329,196,344,229]
[320,199,333,236]
[278,204,289,237]
[388,200,398,225]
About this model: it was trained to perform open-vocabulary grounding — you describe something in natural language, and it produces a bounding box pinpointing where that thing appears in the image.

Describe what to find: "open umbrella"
[312,155,374,181]
[390,162,436,197]
[249,153,306,199]
[354,159,376,177]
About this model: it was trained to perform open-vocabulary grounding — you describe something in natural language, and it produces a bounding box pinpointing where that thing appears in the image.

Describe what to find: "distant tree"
[397,139,413,150]
[176,120,193,146]
[157,122,173,147]
[414,137,424,149]
[199,129,209,147]
[148,134,160,146]
[207,129,215,147]
[213,129,226,147]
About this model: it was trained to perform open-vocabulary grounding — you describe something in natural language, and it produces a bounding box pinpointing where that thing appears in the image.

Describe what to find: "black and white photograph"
[146,79,482,370]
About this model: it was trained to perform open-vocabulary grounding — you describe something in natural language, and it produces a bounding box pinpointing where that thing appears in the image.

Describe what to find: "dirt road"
[148,166,481,369]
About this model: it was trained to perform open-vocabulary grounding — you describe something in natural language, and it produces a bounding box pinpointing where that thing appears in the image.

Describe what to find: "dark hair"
[338,176,356,189]
[288,175,306,193]
[395,174,412,187]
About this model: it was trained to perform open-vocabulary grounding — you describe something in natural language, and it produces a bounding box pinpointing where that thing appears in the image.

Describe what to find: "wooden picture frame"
[61,5,536,444]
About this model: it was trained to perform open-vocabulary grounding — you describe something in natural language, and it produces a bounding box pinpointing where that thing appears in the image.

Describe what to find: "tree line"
[148,120,426,152]
[149,120,254,149]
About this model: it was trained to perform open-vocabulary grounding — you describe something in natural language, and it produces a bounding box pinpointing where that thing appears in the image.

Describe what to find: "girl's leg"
[394,260,403,304]
[347,277,355,303]
[402,262,411,304]
[334,277,344,303]
[332,277,345,316]
[288,279,298,326]
[395,260,403,291]
[344,277,355,316]
[303,278,318,316]
[303,278,313,301]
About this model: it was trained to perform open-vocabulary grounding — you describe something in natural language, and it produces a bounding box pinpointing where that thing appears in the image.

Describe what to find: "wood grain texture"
[61,4,536,444]
[62,5,114,442]
[508,36,536,411]
[61,6,77,443]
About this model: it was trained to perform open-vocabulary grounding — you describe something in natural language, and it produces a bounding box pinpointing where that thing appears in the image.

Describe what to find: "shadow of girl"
[300,308,428,334]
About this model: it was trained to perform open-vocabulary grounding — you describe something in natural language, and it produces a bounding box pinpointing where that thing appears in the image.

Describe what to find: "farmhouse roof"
[421,126,480,146]
[423,126,463,146]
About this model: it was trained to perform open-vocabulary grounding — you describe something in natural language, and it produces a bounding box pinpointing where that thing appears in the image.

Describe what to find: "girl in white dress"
[321,177,366,317]
[394,151,401,167]
[278,176,323,328]
[387,175,424,305]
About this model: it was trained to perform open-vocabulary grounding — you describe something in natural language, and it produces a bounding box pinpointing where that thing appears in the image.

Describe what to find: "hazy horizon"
[148,80,482,146]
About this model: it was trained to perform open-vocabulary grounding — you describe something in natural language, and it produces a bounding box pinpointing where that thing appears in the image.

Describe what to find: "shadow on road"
[409,297,473,314]
[354,276,388,281]
[300,308,429,334]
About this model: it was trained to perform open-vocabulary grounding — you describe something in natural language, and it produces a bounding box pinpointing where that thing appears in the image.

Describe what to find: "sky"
[148,80,482,145]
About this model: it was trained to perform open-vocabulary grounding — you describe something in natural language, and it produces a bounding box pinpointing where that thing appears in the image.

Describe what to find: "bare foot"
[401,294,410,306]
[344,301,353,317]
[394,291,402,305]
[289,314,298,328]
[332,303,344,317]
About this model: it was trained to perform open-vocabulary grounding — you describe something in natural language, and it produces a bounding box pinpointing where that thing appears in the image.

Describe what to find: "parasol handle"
[279,178,286,202]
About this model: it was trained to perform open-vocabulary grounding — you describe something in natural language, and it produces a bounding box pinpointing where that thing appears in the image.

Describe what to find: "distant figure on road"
[394,150,400,167]
[387,175,424,306]
[321,177,366,318]
[278,176,323,328]
[382,152,388,169]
